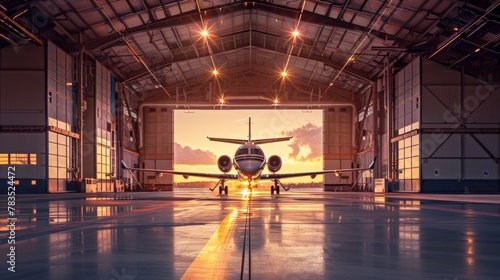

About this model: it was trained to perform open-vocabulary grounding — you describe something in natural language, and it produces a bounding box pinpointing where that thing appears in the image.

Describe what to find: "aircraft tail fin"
[248,117,251,144]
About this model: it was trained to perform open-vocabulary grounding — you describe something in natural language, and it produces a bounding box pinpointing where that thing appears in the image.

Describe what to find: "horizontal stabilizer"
[207,136,292,145]
[207,137,248,145]
[252,137,293,144]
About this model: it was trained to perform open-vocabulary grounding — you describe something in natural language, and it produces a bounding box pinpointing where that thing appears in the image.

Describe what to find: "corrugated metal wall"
[420,58,500,193]
[0,44,47,193]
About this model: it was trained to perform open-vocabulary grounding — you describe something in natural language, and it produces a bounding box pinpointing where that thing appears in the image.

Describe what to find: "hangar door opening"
[172,110,324,188]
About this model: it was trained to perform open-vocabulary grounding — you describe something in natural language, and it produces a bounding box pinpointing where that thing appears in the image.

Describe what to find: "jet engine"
[267,155,282,173]
[217,155,232,173]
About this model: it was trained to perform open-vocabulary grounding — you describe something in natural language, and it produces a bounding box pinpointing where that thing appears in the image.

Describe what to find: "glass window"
[251,148,262,155]
[49,167,58,178]
[29,154,37,165]
[237,149,248,155]
[411,168,420,179]
[11,154,28,164]
[49,142,58,154]
[0,154,8,165]
[49,155,58,167]
[49,131,58,142]
[58,144,67,156]
[58,156,67,168]
[404,147,411,158]
[58,134,66,144]
[58,167,67,178]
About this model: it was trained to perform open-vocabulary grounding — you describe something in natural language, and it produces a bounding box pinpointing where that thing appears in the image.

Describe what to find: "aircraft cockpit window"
[251,148,263,155]
[237,148,248,155]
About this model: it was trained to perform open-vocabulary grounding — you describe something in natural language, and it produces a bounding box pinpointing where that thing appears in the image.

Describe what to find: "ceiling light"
[274,98,279,105]
[201,29,208,37]
[293,30,299,38]
[329,82,333,86]
[474,48,480,53]
[212,69,218,76]
[281,71,287,77]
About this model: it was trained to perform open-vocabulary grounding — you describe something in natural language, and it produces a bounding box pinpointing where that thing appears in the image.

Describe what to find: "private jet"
[121,118,375,194]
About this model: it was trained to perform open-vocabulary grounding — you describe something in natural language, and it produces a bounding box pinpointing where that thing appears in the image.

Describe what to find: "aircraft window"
[251,149,263,155]
[237,149,248,155]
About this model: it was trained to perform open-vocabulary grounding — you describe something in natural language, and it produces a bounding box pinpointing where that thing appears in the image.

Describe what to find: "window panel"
[49,167,58,178]
[29,154,37,165]
[58,134,66,144]
[58,144,67,156]
[0,154,8,165]
[411,168,420,179]
[404,158,411,169]
[58,168,67,178]
[58,156,67,168]
[404,138,411,147]
[11,154,28,164]
[49,132,57,142]
[49,155,58,167]
[48,117,57,127]
[411,146,419,157]
[49,142,58,154]
[405,147,411,158]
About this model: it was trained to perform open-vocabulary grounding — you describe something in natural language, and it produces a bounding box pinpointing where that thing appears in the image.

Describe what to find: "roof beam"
[85,1,410,51]
[119,29,371,83]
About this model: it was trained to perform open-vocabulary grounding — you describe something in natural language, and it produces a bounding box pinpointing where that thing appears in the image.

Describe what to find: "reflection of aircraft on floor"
[121,117,375,195]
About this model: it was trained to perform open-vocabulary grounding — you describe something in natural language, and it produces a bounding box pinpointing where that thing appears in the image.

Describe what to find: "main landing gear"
[210,179,228,195]
[271,179,289,195]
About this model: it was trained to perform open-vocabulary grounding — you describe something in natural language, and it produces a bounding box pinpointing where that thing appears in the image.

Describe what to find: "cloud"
[280,123,322,161]
[174,143,217,165]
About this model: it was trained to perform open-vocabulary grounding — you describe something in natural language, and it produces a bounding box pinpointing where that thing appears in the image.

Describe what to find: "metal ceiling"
[1,0,499,104]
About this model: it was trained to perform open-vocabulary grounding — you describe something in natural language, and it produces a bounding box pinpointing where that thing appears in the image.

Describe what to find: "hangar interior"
[0,0,499,194]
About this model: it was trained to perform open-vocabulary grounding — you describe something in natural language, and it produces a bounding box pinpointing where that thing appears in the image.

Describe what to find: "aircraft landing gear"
[271,179,289,194]
[211,179,228,195]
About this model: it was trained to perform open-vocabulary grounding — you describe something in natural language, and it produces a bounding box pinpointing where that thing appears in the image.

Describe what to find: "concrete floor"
[1,188,500,280]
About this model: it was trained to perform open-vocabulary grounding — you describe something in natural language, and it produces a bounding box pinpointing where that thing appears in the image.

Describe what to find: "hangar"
[0,0,498,194]
[1,1,500,279]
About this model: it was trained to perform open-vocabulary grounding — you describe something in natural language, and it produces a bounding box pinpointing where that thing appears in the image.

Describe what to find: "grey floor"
[1,188,500,280]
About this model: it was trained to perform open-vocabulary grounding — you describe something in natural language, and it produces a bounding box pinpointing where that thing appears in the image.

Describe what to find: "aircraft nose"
[238,159,263,173]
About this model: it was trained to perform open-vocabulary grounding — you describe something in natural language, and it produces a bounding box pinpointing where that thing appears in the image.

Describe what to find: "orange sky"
[174,109,324,183]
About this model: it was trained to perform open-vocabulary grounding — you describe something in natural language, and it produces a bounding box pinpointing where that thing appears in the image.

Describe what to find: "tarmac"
[1,188,500,279]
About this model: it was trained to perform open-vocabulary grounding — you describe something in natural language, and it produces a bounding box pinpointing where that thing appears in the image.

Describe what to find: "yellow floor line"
[181,209,239,280]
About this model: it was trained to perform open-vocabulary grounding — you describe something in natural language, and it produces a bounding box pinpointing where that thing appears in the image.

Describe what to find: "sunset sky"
[173,110,324,183]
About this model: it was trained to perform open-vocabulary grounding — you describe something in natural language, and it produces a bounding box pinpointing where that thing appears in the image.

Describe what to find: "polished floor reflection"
[1,189,500,279]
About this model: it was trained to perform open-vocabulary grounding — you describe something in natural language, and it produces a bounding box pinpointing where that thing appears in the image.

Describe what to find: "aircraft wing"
[261,158,376,180]
[121,161,238,180]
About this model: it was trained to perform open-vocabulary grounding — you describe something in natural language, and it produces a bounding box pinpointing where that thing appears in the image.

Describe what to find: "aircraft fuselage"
[233,144,266,184]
